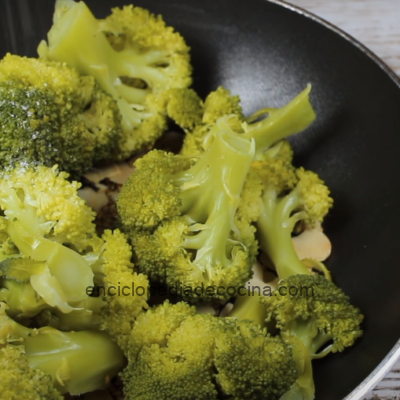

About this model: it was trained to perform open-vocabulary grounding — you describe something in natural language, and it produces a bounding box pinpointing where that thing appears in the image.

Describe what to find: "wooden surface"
[288,2,400,398]
[289,0,400,77]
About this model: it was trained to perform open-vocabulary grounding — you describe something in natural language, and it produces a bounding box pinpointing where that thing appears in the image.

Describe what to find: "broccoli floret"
[181,86,244,156]
[265,275,364,356]
[202,86,243,124]
[0,165,102,318]
[253,158,333,279]
[39,0,193,154]
[262,139,294,164]
[122,301,296,400]
[124,312,220,400]
[30,229,149,345]
[82,88,124,165]
[118,128,259,301]
[0,345,63,400]
[162,88,204,131]
[96,229,149,353]
[181,85,315,159]
[214,319,297,400]
[262,275,364,400]
[0,54,123,176]
[129,300,196,360]
[0,302,125,396]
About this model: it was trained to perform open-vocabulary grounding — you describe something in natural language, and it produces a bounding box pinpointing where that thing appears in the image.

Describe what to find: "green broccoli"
[39,0,193,154]
[128,300,196,361]
[0,164,150,339]
[118,127,260,302]
[253,158,333,279]
[181,85,315,161]
[30,229,150,351]
[122,301,297,400]
[227,155,363,400]
[214,318,296,400]
[0,345,63,400]
[262,275,364,400]
[0,302,125,396]
[95,229,149,353]
[0,54,123,176]
[0,164,103,320]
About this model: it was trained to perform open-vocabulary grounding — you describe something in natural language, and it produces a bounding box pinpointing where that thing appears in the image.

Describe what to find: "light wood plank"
[289,0,400,77]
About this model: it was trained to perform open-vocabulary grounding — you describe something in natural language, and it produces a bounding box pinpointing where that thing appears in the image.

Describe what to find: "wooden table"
[288,2,400,398]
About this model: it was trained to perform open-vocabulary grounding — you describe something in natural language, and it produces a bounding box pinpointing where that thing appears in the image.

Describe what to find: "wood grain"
[287,2,400,398]
[289,0,400,77]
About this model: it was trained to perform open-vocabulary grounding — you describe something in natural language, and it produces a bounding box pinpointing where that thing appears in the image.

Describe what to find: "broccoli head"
[129,300,196,361]
[0,164,103,319]
[124,312,221,400]
[0,54,123,176]
[95,229,149,353]
[214,318,297,400]
[39,0,193,154]
[253,158,333,279]
[118,128,260,301]
[122,301,297,400]
[263,275,364,355]
[0,165,148,334]
[0,302,125,396]
[31,229,149,346]
[0,345,63,400]
[261,274,364,399]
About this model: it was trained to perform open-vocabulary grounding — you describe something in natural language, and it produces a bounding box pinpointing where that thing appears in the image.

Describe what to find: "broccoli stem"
[229,291,268,327]
[257,187,311,279]
[242,85,316,156]
[280,336,315,400]
[39,0,166,115]
[178,132,255,277]
[23,327,125,395]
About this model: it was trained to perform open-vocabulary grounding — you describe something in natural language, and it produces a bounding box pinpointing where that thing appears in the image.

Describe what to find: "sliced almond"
[109,162,136,185]
[78,187,109,213]
[219,302,234,317]
[292,227,332,262]
[196,304,218,316]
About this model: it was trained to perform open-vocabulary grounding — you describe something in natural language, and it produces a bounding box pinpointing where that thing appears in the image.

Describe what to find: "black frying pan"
[1,0,400,399]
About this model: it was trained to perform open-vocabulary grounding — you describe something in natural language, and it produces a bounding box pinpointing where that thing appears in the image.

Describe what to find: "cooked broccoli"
[31,229,149,346]
[122,301,297,400]
[0,165,148,334]
[0,167,148,339]
[253,158,333,279]
[0,164,103,320]
[0,302,125,396]
[129,300,196,360]
[96,229,149,353]
[262,275,364,400]
[39,0,193,154]
[0,345,63,400]
[181,85,315,160]
[0,54,123,176]
[214,318,296,400]
[118,127,260,301]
